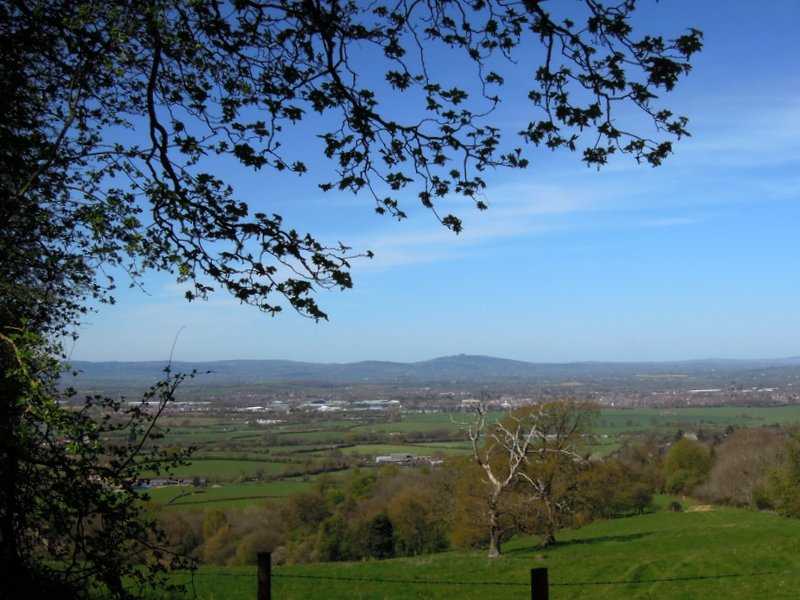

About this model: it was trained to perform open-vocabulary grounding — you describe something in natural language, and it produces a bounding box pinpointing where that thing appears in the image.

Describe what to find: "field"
[146,458,288,479]
[593,405,800,434]
[168,500,800,599]
[338,443,471,456]
[144,405,800,512]
[147,480,317,509]
[345,406,800,437]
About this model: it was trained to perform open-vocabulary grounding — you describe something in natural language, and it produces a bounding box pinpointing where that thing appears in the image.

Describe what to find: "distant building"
[136,477,206,489]
[375,453,414,465]
[375,454,445,467]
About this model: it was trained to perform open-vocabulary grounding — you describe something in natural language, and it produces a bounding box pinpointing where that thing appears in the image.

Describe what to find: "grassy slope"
[179,503,800,599]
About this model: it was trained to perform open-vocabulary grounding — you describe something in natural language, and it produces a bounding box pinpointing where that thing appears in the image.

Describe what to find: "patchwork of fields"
[146,405,800,511]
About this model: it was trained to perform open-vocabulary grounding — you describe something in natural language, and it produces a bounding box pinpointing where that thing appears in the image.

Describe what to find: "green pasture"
[149,406,800,468]
[350,405,800,438]
[406,442,472,454]
[170,501,800,599]
[585,440,621,457]
[156,428,264,444]
[594,405,800,434]
[349,413,464,434]
[277,430,356,443]
[338,444,428,456]
[411,440,472,449]
[146,458,289,479]
[338,443,468,457]
[147,480,314,509]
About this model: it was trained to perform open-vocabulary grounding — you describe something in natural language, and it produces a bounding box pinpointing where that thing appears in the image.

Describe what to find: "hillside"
[177,500,800,599]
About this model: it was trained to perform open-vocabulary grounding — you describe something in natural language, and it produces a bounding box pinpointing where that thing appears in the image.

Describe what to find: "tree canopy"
[3,0,702,327]
[1,0,701,596]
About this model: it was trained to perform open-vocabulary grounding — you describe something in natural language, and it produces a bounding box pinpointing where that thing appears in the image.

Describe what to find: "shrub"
[365,513,395,559]
[663,439,711,495]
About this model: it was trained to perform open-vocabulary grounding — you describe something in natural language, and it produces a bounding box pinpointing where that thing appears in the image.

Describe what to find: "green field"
[139,405,800,511]
[169,501,800,599]
[278,430,358,443]
[594,405,800,434]
[339,443,470,457]
[147,480,315,509]
[348,406,800,438]
[351,413,475,433]
[147,458,289,479]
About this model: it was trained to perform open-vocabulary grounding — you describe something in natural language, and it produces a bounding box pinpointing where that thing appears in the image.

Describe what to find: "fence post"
[531,567,548,600]
[258,552,271,600]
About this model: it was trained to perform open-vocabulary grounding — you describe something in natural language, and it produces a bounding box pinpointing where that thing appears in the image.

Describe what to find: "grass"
[593,405,800,434]
[146,459,289,479]
[338,443,470,457]
[348,406,800,438]
[278,430,360,443]
[139,407,800,597]
[585,440,621,458]
[149,407,800,463]
[147,480,315,509]
[169,501,800,599]
[350,413,482,434]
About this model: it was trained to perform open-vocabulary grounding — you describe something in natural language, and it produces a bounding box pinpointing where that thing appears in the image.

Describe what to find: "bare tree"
[459,399,596,556]
[700,428,786,507]
[515,400,596,547]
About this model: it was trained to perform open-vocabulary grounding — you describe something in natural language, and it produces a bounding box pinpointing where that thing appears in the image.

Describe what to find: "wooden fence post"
[257,552,271,600]
[531,567,548,600]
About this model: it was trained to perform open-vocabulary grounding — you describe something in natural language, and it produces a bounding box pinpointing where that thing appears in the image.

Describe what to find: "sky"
[72,0,800,364]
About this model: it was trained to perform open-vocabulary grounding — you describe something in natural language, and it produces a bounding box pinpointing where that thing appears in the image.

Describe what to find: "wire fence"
[268,569,790,586]
[273,573,529,587]
[187,564,800,588]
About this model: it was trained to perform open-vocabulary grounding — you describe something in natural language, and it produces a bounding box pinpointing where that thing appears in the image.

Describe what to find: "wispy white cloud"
[347,180,702,271]
[636,216,701,228]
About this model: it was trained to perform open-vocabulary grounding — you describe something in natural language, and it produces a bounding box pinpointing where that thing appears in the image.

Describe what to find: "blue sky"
[73,0,800,363]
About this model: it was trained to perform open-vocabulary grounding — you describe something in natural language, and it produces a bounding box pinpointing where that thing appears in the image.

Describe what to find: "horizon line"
[68,353,800,366]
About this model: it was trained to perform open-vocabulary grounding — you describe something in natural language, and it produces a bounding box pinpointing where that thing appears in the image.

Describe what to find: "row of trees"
[663,427,800,517]
[159,417,659,566]
[159,468,453,565]
[159,422,800,568]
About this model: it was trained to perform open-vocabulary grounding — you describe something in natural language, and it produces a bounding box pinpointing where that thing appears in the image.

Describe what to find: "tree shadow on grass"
[505,532,654,556]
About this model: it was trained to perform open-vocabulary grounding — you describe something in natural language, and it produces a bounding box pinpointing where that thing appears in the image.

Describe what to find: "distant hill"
[65,354,800,391]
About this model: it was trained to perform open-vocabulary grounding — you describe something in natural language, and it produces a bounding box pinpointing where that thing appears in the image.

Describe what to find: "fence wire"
[549,570,781,587]
[272,568,795,587]
[186,566,800,589]
[272,573,528,586]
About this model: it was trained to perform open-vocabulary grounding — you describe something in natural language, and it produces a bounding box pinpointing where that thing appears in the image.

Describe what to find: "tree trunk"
[539,498,557,548]
[487,496,501,558]
[0,344,23,595]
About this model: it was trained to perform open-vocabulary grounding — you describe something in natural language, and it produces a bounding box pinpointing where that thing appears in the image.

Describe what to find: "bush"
[365,513,395,559]
[388,489,449,556]
[667,501,683,513]
[663,439,712,495]
[699,428,785,507]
